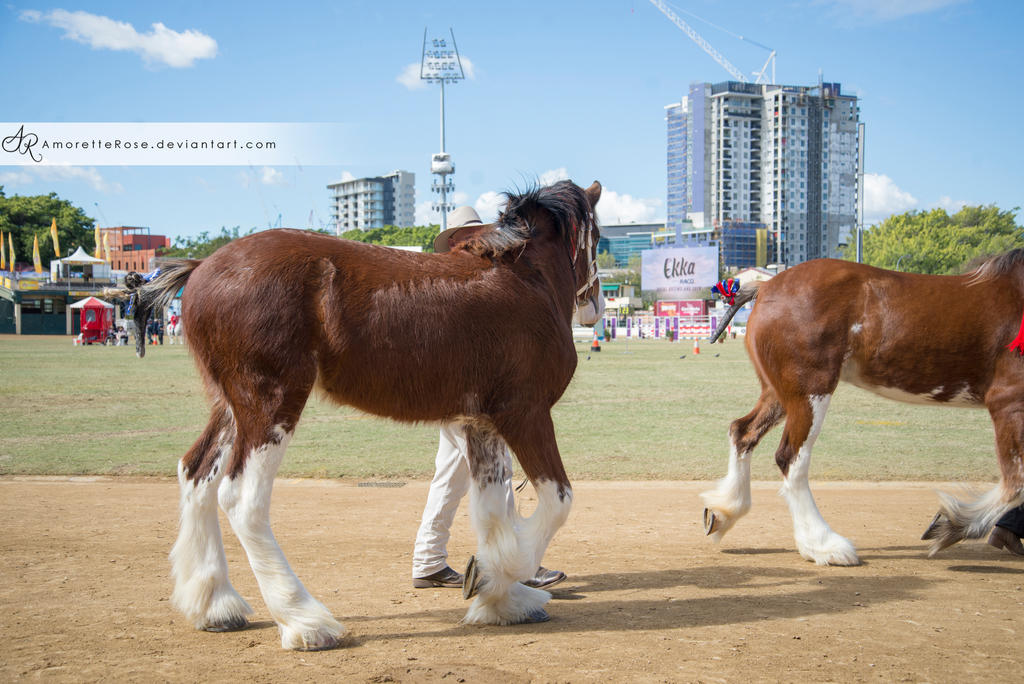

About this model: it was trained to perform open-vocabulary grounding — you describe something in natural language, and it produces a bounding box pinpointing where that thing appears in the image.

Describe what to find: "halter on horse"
[113,180,603,649]
[703,254,1024,565]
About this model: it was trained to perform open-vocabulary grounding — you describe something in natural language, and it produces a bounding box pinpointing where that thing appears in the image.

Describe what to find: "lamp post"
[420,28,464,232]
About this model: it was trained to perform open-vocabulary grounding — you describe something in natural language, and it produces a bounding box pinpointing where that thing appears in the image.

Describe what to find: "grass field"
[0,333,999,481]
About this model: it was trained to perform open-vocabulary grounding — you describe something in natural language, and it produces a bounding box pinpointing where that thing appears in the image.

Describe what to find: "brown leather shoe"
[413,565,464,588]
[523,566,566,590]
[988,526,1024,556]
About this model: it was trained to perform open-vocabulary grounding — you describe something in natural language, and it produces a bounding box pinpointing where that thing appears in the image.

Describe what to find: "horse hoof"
[521,609,550,624]
[296,636,342,652]
[703,508,720,536]
[204,615,248,632]
[921,511,944,540]
[463,555,481,600]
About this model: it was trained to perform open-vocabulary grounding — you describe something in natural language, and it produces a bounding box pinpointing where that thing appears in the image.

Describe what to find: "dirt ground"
[1,478,1021,683]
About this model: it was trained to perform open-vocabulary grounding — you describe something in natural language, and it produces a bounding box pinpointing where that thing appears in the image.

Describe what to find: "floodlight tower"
[420,28,465,232]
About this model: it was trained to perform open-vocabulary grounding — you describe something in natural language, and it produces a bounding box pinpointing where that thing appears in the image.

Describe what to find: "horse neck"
[519,236,579,323]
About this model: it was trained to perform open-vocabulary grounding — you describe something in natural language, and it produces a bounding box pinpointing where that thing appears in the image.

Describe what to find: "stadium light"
[420,28,465,232]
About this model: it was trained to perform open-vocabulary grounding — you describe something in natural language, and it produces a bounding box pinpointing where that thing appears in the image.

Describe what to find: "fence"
[602,315,722,340]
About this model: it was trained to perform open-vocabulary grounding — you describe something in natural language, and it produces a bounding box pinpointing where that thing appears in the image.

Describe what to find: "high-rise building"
[327,170,416,233]
[666,81,860,267]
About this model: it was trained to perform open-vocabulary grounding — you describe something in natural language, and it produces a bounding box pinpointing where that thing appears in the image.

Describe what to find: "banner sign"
[654,300,707,317]
[641,246,718,298]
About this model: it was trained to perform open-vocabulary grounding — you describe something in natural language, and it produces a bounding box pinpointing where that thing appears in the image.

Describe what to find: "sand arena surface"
[1,478,1022,682]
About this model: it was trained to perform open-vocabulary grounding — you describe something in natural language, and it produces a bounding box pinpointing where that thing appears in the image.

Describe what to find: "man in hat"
[412,206,567,590]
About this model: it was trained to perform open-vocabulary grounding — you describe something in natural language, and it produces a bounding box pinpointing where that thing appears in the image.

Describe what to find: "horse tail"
[106,258,199,358]
[708,281,762,344]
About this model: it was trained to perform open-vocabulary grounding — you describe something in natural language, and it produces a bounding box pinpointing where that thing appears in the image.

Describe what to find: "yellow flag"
[103,231,111,262]
[1,232,6,270]
[8,232,14,266]
[33,234,42,273]
[94,225,102,259]
[50,218,61,257]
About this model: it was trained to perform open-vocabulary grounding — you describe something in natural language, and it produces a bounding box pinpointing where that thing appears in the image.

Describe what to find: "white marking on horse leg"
[461,431,550,626]
[463,474,550,625]
[700,438,752,542]
[218,427,343,650]
[781,395,860,566]
[520,479,573,573]
[170,435,252,631]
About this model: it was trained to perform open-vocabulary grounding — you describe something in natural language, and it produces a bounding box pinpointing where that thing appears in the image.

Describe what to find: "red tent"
[70,296,114,344]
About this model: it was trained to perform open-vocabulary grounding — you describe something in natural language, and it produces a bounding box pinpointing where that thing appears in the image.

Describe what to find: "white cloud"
[815,0,966,21]
[594,189,663,226]
[0,170,34,186]
[934,196,968,213]
[473,191,504,223]
[396,63,426,90]
[538,168,570,186]
[1,165,123,193]
[863,172,917,224]
[397,56,476,91]
[415,200,436,226]
[239,166,287,188]
[21,9,217,68]
[260,167,287,186]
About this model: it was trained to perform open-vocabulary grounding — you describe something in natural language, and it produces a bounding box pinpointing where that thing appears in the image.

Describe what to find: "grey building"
[328,170,415,232]
[667,81,860,266]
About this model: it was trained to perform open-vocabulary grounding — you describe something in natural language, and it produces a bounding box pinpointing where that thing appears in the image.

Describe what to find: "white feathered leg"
[461,424,552,625]
[780,395,859,566]
[170,433,252,631]
[700,440,752,542]
[218,428,344,650]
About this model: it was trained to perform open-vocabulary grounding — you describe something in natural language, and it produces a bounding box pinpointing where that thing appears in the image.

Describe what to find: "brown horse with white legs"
[113,180,604,650]
[702,254,1024,565]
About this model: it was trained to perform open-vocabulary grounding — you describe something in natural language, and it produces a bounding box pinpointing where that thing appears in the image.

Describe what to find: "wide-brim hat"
[434,206,488,253]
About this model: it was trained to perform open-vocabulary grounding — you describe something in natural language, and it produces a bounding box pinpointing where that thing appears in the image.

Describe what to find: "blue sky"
[1,0,1021,241]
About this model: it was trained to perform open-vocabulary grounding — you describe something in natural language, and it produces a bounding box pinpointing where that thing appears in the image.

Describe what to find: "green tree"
[843,205,1023,274]
[341,224,441,252]
[0,188,96,265]
[596,250,617,269]
[161,226,254,258]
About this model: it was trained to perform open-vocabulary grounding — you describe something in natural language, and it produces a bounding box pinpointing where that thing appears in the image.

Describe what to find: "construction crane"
[649,0,776,84]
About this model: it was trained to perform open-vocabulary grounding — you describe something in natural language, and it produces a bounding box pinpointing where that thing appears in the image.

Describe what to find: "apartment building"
[667,80,860,267]
[327,170,415,232]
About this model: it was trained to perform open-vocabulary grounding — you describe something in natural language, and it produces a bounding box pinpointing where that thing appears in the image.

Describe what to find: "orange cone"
[591,333,601,352]
[693,337,700,354]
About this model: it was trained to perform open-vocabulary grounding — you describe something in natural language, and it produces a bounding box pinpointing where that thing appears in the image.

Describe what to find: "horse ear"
[585,181,602,209]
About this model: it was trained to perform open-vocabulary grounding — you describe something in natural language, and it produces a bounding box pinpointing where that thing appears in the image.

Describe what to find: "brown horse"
[115,180,604,650]
[703,255,1024,565]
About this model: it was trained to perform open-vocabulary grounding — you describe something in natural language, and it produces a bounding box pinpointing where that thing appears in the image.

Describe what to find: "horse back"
[746,258,1024,406]
[182,229,578,423]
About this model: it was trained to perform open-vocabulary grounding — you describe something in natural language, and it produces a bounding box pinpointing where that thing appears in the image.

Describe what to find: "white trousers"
[412,423,515,578]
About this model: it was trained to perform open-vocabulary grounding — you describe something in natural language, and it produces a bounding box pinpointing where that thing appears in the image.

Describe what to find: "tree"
[596,250,617,269]
[340,224,441,252]
[843,205,1023,274]
[160,226,253,258]
[0,187,96,265]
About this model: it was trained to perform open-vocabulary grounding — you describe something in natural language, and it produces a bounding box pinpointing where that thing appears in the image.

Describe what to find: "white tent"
[51,246,110,282]
[63,246,105,265]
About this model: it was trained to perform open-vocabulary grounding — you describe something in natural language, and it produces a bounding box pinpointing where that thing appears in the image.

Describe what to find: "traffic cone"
[693,337,700,354]
[591,333,601,352]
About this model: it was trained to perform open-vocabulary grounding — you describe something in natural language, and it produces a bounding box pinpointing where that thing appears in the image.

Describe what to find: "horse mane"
[965,248,1024,284]
[455,180,596,259]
